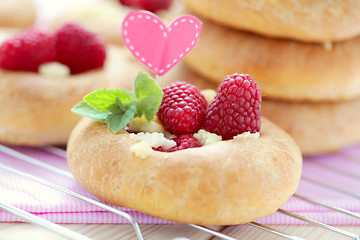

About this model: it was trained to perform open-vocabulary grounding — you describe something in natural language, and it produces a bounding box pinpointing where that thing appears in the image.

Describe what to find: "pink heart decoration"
[122,10,202,76]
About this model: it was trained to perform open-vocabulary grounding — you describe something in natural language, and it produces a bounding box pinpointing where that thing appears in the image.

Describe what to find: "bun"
[0,45,143,146]
[0,68,109,146]
[67,117,302,225]
[184,18,360,101]
[262,98,360,155]
[182,0,360,43]
[0,0,36,29]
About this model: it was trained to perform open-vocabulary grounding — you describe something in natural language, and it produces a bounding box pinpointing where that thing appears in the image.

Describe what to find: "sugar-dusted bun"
[182,0,360,43]
[262,98,360,156]
[0,0,36,28]
[184,18,360,102]
[67,117,302,225]
[51,1,131,46]
[0,45,144,146]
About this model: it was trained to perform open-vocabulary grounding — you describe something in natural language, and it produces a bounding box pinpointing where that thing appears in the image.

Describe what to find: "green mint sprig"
[71,71,163,133]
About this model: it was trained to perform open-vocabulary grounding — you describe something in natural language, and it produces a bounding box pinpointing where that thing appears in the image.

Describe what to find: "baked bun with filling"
[67,72,302,225]
[0,23,145,146]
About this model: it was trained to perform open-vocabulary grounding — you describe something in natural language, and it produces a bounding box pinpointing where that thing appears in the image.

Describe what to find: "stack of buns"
[179,0,360,155]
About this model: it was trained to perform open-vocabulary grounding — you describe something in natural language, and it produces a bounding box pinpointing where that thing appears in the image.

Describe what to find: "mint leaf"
[71,72,163,133]
[84,88,135,112]
[134,71,163,121]
[105,101,137,133]
[116,89,136,106]
[106,102,122,113]
[83,89,119,112]
[71,101,108,122]
[137,95,161,120]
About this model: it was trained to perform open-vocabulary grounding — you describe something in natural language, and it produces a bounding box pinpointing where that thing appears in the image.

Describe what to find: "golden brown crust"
[182,0,360,43]
[0,0,36,29]
[0,69,109,146]
[262,98,360,156]
[184,18,360,101]
[67,117,302,225]
[0,45,145,146]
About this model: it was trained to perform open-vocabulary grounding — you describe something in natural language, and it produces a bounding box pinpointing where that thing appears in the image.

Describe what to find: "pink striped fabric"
[0,144,359,225]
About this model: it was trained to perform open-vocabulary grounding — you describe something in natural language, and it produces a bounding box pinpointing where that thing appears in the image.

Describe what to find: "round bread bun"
[0,0,36,29]
[182,0,360,43]
[184,18,360,102]
[50,1,131,46]
[67,117,302,225]
[262,98,360,156]
[0,45,145,146]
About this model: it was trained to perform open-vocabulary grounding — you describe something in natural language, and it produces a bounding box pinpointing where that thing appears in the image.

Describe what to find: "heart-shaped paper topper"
[122,10,202,76]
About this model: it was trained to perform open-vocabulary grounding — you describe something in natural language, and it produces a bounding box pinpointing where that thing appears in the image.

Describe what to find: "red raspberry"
[118,0,173,12]
[0,29,56,72]
[157,82,208,135]
[154,134,202,152]
[205,73,261,140]
[55,23,106,74]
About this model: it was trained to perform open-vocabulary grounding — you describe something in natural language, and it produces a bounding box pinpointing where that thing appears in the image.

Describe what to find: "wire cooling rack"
[0,143,359,240]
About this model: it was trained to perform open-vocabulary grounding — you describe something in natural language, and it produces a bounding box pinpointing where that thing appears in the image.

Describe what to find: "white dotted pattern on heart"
[122,11,202,76]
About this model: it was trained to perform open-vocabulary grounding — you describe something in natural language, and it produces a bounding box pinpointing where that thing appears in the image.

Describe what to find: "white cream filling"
[39,62,70,78]
[128,116,165,133]
[234,131,260,139]
[129,132,176,158]
[193,129,222,145]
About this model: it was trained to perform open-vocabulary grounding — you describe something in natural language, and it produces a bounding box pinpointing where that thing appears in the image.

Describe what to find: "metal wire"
[41,145,67,158]
[294,194,360,220]
[247,222,305,240]
[0,144,72,178]
[188,225,239,240]
[0,202,92,240]
[1,144,360,240]
[0,162,144,240]
[277,208,359,239]
[1,145,298,240]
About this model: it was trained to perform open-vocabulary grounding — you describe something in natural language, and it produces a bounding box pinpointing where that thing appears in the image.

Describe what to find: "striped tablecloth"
[0,144,359,225]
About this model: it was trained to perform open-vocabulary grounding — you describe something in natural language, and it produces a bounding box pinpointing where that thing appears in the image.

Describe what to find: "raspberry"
[157,82,208,135]
[204,73,261,140]
[55,23,106,74]
[0,29,56,72]
[118,0,173,12]
[154,134,202,152]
